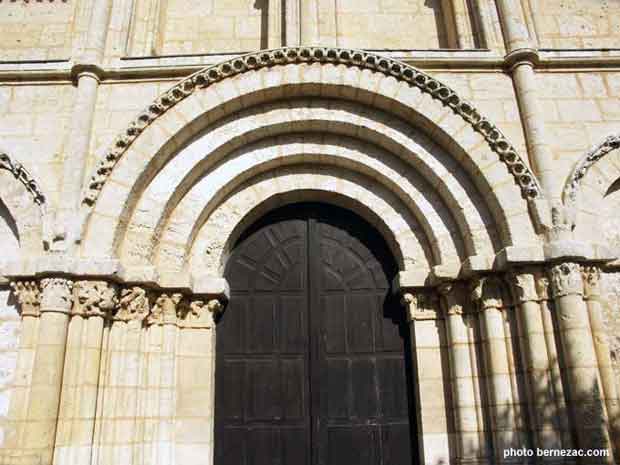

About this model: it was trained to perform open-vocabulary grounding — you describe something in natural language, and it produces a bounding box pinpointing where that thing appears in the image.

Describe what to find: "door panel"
[216,204,415,465]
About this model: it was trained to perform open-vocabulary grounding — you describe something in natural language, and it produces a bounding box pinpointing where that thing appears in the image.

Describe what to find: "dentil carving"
[549,263,583,298]
[75,281,118,317]
[40,278,73,312]
[82,47,541,208]
[116,286,150,322]
[10,281,40,317]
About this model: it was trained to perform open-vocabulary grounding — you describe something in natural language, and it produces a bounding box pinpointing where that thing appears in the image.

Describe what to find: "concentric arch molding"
[81,46,542,207]
[563,133,620,204]
[0,151,46,206]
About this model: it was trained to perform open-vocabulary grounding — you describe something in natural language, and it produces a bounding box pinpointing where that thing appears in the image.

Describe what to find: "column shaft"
[284,0,301,46]
[582,267,620,456]
[550,263,613,464]
[473,277,520,464]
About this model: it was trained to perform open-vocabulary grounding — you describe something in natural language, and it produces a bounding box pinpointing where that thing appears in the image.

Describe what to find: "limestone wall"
[0,288,20,448]
[529,0,620,49]
[537,71,620,198]
[0,2,77,61]
[0,84,75,206]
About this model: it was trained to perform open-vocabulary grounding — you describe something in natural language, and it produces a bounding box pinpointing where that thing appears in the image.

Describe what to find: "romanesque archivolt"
[81,47,542,209]
[0,151,45,206]
[562,133,620,204]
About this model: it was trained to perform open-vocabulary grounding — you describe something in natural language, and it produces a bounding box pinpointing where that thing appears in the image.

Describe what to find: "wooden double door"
[215,203,417,465]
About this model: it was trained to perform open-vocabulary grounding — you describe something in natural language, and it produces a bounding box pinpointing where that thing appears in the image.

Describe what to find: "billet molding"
[81,46,542,208]
[563,133,620,204]
[0,152,45,205]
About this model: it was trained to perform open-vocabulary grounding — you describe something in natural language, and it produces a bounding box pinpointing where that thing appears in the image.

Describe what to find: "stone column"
[582,266,620,456]
[402,292,451,465]
[56,0,113,251]
[439,282,486,465]
[175,298,223,464]
[144,292,183,464]
[0,282,41,463]
[5,278,74,465]
[268,0,283,48]
[472,277,520,464]
[535,275,572,449]
[54,281,118,465]
[549,262,613,463]
[508,269,563,453]
[91,286,150,465]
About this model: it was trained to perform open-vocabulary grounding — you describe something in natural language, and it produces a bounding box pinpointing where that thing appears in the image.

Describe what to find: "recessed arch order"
[80,47,542,280]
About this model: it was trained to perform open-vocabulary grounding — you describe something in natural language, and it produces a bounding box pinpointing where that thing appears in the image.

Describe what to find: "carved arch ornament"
[81,46,542,208]
[0,151,46,207]
[562,133,620,204]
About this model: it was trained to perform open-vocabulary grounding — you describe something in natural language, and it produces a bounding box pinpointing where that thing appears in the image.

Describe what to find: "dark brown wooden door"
[215,204,416,465]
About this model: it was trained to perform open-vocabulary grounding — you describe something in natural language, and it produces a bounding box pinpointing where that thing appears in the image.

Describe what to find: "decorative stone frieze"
[581,266,602,301]
[40,277,73,312]
[471,276,505,310]
[563,133,620,204]
[10,280,41,317]
[74,281,118,317]
[549,262,584,298]
[0,151,46,206]
[147,292,183,325]
[116,286,150,322]
[82,47,541,208]
[507,269,539,303]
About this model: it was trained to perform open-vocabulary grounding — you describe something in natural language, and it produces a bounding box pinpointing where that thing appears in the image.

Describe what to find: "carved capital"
[507,270,539,304]
[438,282,464,316]
[74,281,118,317]
[401,291,439,321]
[10,281,41,317]
[40,278,74,313]
[471,276,504,310]
[148,293,183,325]
[535,275,550,301]
[549,262,583,298]
[581,266,602,300]
[179,298,224,328]
[116,286,150,322]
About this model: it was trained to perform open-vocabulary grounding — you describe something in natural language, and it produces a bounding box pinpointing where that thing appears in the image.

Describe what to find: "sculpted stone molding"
[40,278,73,312]
[563,133,620,204]
[82,47,541,207]
[10,280,41,317]
[507,269,539,303]
[0,152,46,206]
[581,265,602,301]
[74,281,118,317]
[471,276,504,310]
[548,262,583,298]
